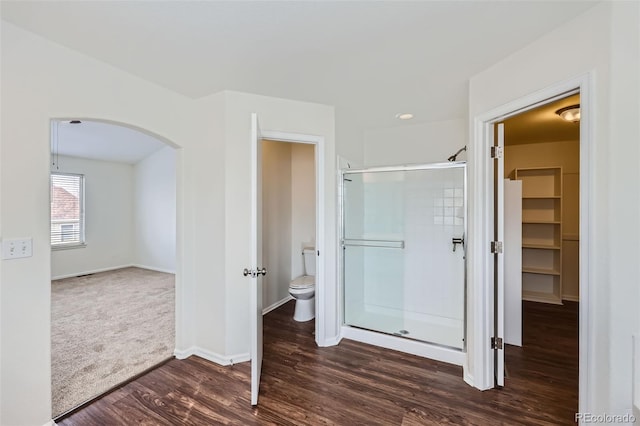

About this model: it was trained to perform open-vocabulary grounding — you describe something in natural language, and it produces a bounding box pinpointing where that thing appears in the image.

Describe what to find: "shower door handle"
[452,237,464,252]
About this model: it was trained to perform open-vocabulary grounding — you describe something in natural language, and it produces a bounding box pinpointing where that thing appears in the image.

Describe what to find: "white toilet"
[289,247,316,322]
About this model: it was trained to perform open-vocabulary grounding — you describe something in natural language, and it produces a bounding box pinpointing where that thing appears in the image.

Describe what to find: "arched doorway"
[49,119,180,418]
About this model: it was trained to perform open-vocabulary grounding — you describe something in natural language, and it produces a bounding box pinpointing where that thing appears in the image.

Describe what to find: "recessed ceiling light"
[395,113,414,120]
[555,105,580,123]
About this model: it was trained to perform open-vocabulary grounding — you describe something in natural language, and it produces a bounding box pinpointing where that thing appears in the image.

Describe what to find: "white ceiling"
[2,1,598,132]
[53,120,167,164]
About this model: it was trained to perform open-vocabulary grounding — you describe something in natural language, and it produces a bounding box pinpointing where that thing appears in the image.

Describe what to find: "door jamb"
[470,72,593,414]
[260,130,326,346]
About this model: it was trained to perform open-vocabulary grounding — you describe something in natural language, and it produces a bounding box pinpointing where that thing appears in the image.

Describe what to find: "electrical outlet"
[2,238,33,260]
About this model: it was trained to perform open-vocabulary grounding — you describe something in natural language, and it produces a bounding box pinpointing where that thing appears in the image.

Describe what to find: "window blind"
[51,173,85,246]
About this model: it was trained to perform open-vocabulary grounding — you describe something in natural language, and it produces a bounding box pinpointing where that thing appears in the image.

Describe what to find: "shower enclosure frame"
[338,161,467,366]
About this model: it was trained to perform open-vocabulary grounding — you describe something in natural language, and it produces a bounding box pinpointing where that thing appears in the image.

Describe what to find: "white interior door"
[504,179,522,346]
[495,123,505,386]
[250,113,264,405]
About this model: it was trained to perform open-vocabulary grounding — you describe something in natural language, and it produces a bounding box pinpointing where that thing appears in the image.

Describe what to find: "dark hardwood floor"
[58,300,578,425]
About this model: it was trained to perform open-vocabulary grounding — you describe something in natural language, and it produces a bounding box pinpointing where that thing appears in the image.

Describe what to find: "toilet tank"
[302,247,316,276]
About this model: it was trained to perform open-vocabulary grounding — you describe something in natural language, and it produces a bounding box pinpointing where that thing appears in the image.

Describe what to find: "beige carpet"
[51,267,175,417]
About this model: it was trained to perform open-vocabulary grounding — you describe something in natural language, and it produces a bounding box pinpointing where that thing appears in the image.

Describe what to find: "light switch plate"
[2,238,33,259]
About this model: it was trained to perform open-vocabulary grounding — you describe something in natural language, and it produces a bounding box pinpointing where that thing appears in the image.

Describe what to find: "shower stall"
[341,162,466,357]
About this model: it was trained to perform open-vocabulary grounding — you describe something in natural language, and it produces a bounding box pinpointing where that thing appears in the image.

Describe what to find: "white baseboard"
[132,264,176,275]
[317,334,341,347]
[174,346,250,366]
[562,295,580,302]
[463,370,474,388]
[262,295,294,315]
[174,347,196,360]
[52,264,176,280]
[341,326,465,366]
[51,264,134,281]
[44,420,57,426]
[634,335,640,419]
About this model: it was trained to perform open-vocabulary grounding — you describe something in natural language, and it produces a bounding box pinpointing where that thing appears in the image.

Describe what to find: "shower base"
[340,325,465,366]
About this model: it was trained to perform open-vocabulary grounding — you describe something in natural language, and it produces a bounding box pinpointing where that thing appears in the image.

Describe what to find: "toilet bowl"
[289,248,316,322]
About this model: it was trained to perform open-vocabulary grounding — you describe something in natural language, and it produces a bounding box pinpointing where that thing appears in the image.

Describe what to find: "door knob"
[243,268,267,277]
[452,236,464,252]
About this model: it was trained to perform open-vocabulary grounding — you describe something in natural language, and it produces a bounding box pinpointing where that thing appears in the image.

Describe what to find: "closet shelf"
[522,243,561,250]
[523,290,563,305]
[522,195,561,199]
[522,267,561,276]
[515,166,563,305]
[522,220,561,224]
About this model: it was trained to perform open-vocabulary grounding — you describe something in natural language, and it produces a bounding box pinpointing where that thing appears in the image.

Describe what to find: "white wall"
[336,109,365,167]
[608,0,640,414]
[1,19,337,426]
[0,22,193,426]
[262,141,292,309]
[50,155,134,279]
[133,146,176,273]
[467,1,640,415]
[364,119,466,167]
[186,93,226,357]
[291,143,316,279]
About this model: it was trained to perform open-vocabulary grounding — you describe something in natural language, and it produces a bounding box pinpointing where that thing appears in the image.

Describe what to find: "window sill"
[52,243,87,251]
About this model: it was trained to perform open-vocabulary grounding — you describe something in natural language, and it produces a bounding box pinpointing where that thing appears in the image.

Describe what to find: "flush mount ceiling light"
[395,113,414,120]
[555,105,580,122]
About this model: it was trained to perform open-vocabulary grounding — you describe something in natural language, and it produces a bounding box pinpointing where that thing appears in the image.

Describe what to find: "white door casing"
[470,73,591,415]
[494,123,505,387]
[260,129,326,347]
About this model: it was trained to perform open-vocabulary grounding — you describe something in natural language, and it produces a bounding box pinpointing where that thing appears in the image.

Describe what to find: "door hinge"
[491,337,503,350]
[490,146,503,159]
[490,241,503,254]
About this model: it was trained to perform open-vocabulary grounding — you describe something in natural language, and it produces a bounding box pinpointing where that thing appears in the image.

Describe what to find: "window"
[51,173,85,248]
[60,224,75,242]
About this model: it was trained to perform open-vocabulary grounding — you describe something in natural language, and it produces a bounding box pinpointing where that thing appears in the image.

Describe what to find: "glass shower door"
[343,171,406,337]
[342,163,466,350]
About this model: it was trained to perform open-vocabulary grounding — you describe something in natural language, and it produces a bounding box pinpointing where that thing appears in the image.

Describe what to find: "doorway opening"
[472,73,592,415]
[250,120,325,405]
[261,139,317,328]
[499,92,580,418]
[49,119,178,418]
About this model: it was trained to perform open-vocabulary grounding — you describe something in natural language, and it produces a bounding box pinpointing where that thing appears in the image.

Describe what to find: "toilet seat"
[289,275,315,289]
